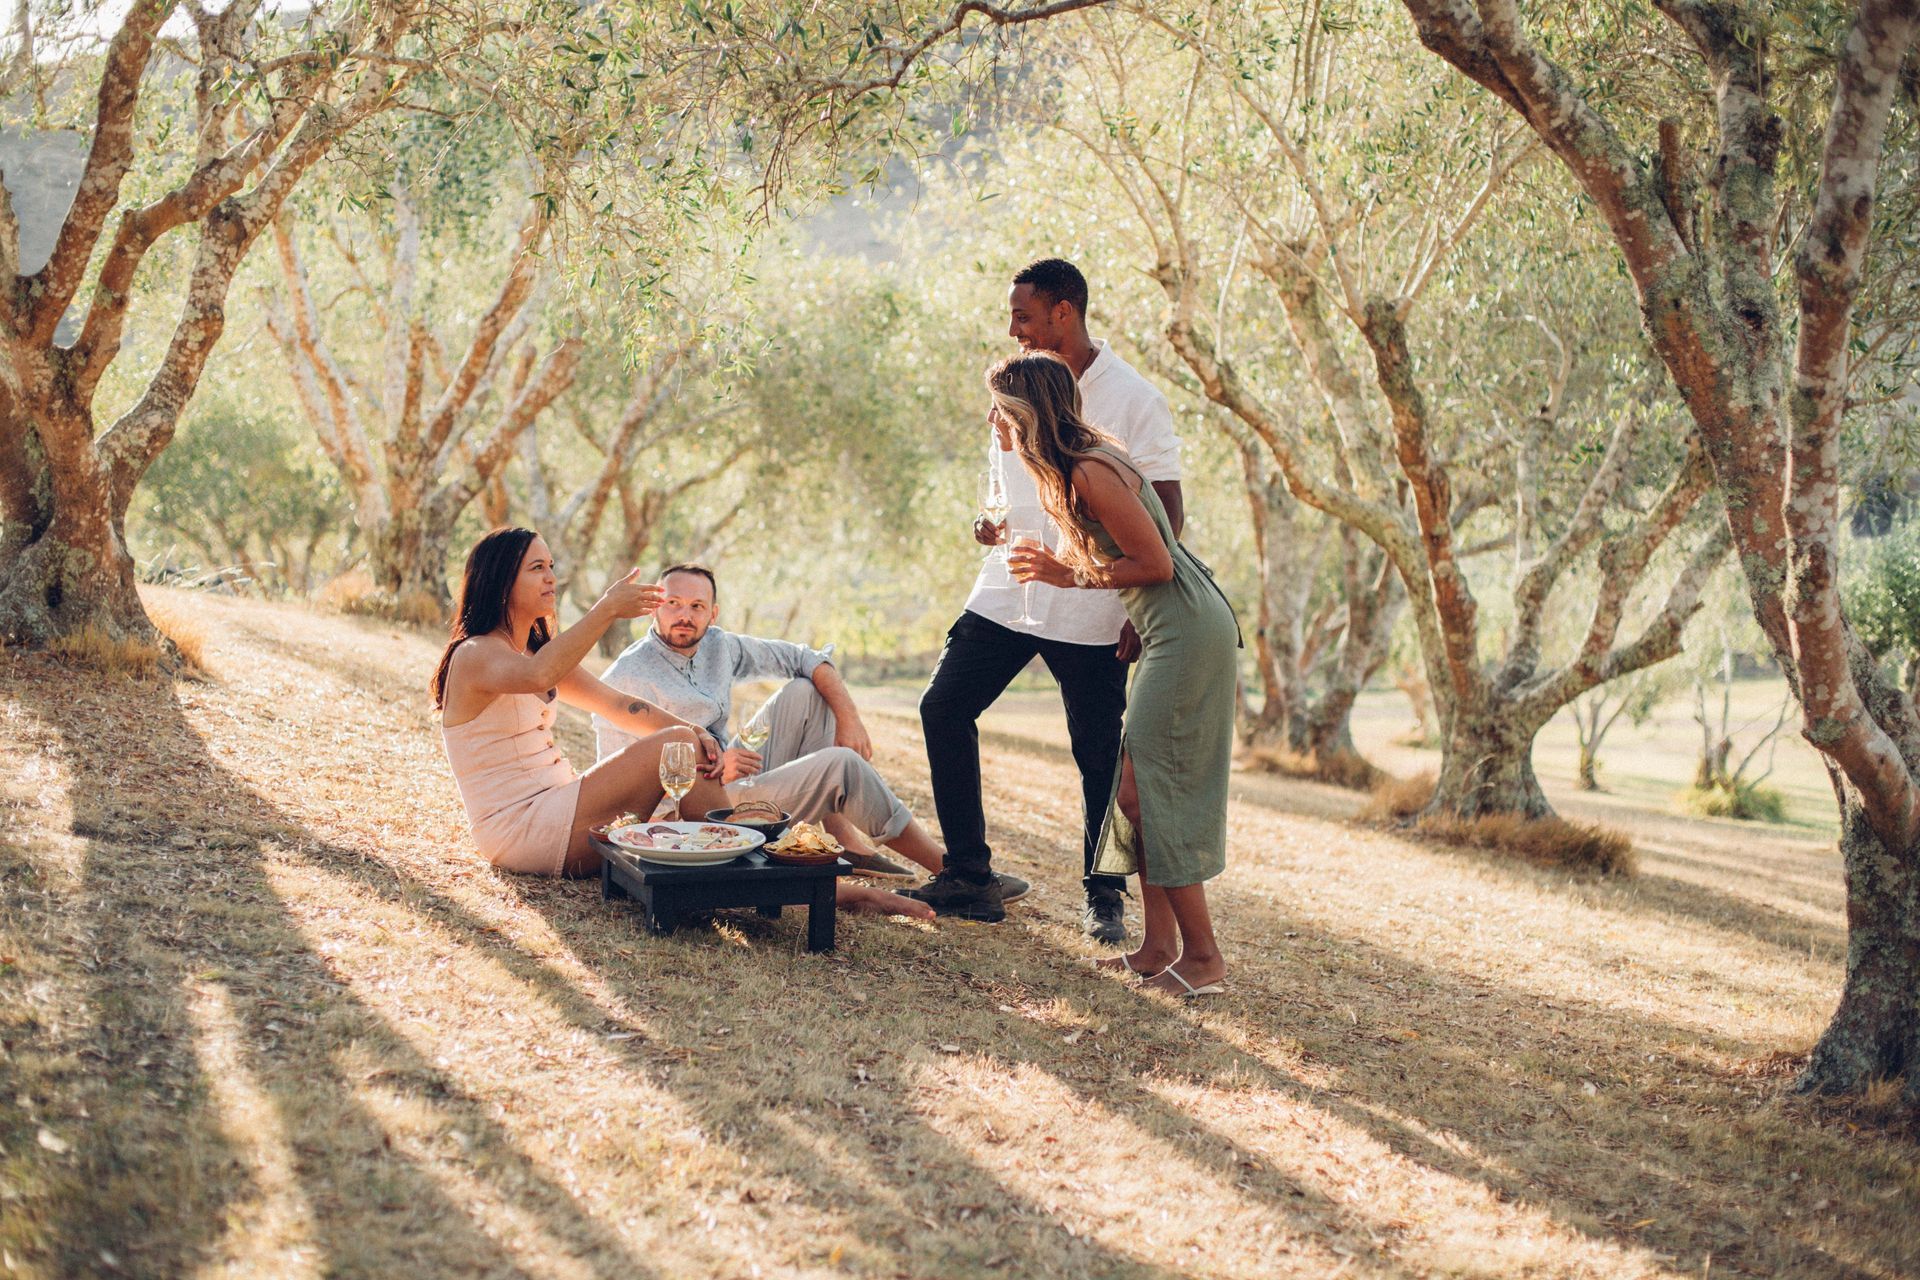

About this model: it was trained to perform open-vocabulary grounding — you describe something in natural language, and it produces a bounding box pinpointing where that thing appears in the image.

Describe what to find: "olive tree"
[1398,0,1920,1096]
[0,0,441,646]
[264,182,582,608]
[0,0,1109,649]
[1009,2,1728,817]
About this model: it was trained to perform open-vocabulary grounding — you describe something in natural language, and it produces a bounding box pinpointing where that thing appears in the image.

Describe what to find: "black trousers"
[919,610,1128,894]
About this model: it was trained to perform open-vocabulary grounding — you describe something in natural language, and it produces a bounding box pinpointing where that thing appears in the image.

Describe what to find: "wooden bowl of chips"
[705,804,792,843]
[761,820,844,866]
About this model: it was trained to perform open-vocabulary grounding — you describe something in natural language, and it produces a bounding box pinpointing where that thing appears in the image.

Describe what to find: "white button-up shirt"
[963,338,1183,646]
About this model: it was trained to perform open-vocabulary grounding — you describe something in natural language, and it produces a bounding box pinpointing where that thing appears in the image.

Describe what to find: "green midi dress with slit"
[1076,446,1241,888]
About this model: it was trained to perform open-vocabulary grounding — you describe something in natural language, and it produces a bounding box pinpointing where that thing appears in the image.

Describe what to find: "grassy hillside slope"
[0,588,1913,1279]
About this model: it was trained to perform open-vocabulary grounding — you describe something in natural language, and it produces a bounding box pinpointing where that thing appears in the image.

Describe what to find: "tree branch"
[1398,0,1687,286]
[418,202,552,460]
[1504,403,1645,682]
[1784,0,1920,850]
[25,0,177,344]
[437,337,583,515]
[823,0,1114,99]
[1360,296,1482,708]
[97,13,417,511]
[265,215,386,517]
[1516,448,1725,720]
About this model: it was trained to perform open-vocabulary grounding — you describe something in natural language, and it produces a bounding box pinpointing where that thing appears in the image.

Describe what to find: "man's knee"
[919,683,978,730]
[818,745,863,777]
[776,676,826,711]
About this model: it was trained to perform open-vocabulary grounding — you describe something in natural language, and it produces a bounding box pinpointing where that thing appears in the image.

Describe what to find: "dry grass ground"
[1356,775,1636,877]
[1,588,1916,1279]
[1340,685,1840,837]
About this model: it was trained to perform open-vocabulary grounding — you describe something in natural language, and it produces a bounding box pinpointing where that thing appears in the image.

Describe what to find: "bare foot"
[1141,956,1226,996]
[837,882,936,919]
[1094,949,1174,977]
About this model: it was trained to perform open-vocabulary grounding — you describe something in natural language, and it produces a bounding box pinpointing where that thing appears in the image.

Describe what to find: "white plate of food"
[603,820,765,866]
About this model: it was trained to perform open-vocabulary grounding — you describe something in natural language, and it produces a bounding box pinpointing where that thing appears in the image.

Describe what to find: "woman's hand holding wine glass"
[1005,518,1056,626]
[976,471,1009,551]
[1007,537,1075,590]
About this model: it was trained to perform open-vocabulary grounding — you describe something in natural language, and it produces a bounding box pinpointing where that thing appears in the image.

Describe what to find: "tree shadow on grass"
[885,708,1850,962]
[1,659,1240,1280]
[383,837,1912,1280]
[237,830,1411,1278]
[11,644,1910,1278]
[0,658,666,1279]
[1592,861,1847,960]
[518,709,1908,1276]
[519,864,1916,1278]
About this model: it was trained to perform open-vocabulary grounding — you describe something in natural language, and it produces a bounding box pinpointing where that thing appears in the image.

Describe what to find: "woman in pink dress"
[433,527,932,918]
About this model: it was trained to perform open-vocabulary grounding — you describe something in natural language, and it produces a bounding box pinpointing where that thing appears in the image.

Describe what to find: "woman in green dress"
[997,352,1239,997]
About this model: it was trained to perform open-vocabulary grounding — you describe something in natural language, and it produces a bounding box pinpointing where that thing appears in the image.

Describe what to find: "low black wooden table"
[592,834,851,952]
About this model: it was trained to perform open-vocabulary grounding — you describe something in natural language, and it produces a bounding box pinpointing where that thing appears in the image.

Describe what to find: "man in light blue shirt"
[593,568,862,769]
[595,563,1028,901]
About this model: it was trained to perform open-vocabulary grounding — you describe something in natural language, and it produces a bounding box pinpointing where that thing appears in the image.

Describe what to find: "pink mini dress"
[441,691,581,875]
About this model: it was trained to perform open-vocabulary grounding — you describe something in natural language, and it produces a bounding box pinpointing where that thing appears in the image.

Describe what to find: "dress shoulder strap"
[1082,443,1146,492]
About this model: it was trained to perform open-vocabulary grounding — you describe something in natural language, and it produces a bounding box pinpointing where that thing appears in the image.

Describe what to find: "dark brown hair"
[987,351,1123,574]
[430,527,552,711]
[659,562,718,603]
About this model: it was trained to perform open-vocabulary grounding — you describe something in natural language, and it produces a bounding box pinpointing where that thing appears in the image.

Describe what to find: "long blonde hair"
[987,351,1125,573]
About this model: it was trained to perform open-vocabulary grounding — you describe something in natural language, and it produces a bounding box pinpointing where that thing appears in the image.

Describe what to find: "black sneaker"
[1081,890,1126,945]
[994,873,1030,904]
[841,849,919,881]
[900,871,1006,922]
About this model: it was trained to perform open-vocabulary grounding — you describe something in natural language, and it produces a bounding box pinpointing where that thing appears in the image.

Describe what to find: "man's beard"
[660,623,705,652]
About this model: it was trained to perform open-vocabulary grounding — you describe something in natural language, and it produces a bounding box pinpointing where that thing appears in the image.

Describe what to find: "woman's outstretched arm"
[558,666,716,753]
[452,571,661,699]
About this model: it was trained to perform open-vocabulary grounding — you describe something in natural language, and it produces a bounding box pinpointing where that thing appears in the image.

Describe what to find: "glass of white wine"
[1009,517,1046,627]
[659,740,696,821]
[738,707,772,756]
[979,470,1010,563]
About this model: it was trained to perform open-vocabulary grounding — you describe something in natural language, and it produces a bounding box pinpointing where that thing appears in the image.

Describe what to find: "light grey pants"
[743,676,838,770]
[724,679,912,841]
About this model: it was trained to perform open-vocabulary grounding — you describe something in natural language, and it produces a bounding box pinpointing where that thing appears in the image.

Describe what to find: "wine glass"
[1009,517,1047,628]
[979,470,1010,563]
[659,740,696,821]
[738,706,772,755]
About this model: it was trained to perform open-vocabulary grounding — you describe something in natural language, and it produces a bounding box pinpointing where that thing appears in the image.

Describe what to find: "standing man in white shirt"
[906,259,1184,932]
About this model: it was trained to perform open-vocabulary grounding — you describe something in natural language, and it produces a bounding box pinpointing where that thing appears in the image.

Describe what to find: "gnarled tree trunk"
[0,0,416,648]
[1156,248,1722,825]
[1431,701,1554,819]
[0,392,147,643]
[267,194,581,614]
[1402,0,1920,1097]
[1226,417,1398,785]
[1806,793,1920,1091]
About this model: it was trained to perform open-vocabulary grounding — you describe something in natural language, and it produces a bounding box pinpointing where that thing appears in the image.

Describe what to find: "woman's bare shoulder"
[1071,450,1141,491]
[450,632,511,662]
[441,635,515,725]
[446,633,518,687]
